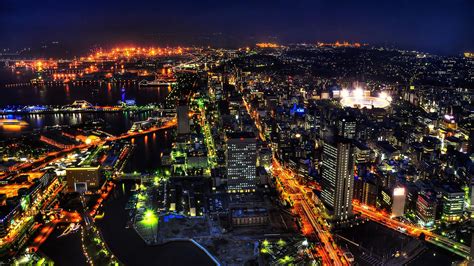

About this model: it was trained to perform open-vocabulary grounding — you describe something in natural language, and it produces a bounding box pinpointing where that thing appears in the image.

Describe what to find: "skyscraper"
[336,115,356,139]
[321,137,354,222]
[177,104,190,135]
[226,132,257,193]
[392,187,406,217]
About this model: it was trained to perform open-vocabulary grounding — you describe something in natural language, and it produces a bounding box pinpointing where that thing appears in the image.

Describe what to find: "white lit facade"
[321,138,354,221]
[227,133,257,193]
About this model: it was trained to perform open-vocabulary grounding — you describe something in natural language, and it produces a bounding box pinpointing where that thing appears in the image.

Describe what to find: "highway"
[242,95,347,265]
[273,159,346,265]
[352,201,470,259]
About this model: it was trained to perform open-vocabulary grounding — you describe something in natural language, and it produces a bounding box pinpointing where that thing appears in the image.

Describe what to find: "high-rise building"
[441,186,464,223]
[416,191,437,227]
[177,105,190,135]
[336,115,356,139]
[353,176,377,207]
[321,137,354,222]
[226,132,257,193]
[392,187,406,217]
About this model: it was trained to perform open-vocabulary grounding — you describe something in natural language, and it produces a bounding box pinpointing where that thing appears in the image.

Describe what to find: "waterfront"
[0,111,155,137]
[96,181,214,266]
[40,181,214,266]
[0,69,171,107]
[38,225,86,266]
[1,69,214,265]
[38,129,214,265]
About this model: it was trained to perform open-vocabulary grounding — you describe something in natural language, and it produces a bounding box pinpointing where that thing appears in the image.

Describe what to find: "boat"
[0,119,29,126]
[139,79,177,87]
[138,73,177,87]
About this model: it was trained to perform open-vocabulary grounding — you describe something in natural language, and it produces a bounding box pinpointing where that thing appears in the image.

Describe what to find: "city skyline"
[0,1,473,265]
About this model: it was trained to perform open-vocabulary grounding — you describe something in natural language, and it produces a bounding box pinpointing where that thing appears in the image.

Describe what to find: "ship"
[0,119,29,126]
[138,78,177,87]
[138,72,177,87]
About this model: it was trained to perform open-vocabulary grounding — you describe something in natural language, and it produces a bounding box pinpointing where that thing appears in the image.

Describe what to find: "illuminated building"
[441,186,464,223]
[353,141,372,164]
[416,192,437,227]
[226,132,257,193]
[354,177,377,207]
[321,136,354,222]
[231,208,269,226]
[66,166,102,192]
[392,187,406,217]
[40,132,77,149]
[255,43,281,48]
[440,114,457,131]
[336,115,356,139]
[177,105,190,135]
[422,136,441,162]
[0,172,53,238]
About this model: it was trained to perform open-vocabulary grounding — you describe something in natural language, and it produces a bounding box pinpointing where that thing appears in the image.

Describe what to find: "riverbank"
[96,181,215,266]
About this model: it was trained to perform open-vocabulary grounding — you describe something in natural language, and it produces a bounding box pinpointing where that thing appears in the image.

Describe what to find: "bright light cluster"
[340,89,392,109]
[256,43,281,48]
[81,46,186,61]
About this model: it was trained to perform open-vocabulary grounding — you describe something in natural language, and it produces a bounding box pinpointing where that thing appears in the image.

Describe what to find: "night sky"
[1,0,473,55]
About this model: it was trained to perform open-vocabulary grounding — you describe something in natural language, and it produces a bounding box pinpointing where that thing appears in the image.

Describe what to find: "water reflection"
[0,69,171,106]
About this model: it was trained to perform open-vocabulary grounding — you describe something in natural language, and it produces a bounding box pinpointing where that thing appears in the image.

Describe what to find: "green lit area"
[137,193,147,201]
[82,226,122,265]
[141,209,158,226]
[195,96,217,169]
[259,238,310,265]
[278,255,293,265]
[277,238,286,247]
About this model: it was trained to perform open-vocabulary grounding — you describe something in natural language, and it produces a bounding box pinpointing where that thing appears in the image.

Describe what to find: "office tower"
[177,105,190,135]
[321,137,354,222]
[336,115,356,139]
[416,191,437,227]
[226,132,257,193]
[392,187,406,217]
[441,186,464,223]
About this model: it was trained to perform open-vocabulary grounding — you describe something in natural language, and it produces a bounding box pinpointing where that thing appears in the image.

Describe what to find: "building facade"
[321,137,354,222]
[226,132,257,193]
[177,105,190,135]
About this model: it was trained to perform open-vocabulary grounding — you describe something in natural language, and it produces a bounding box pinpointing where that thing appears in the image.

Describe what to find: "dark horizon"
[1,0,473,55]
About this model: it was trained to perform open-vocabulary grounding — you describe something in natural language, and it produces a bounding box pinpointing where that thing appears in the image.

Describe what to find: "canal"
[38,131,215,266]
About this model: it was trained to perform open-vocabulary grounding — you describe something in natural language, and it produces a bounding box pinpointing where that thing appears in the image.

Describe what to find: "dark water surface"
[0,69,169,106]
